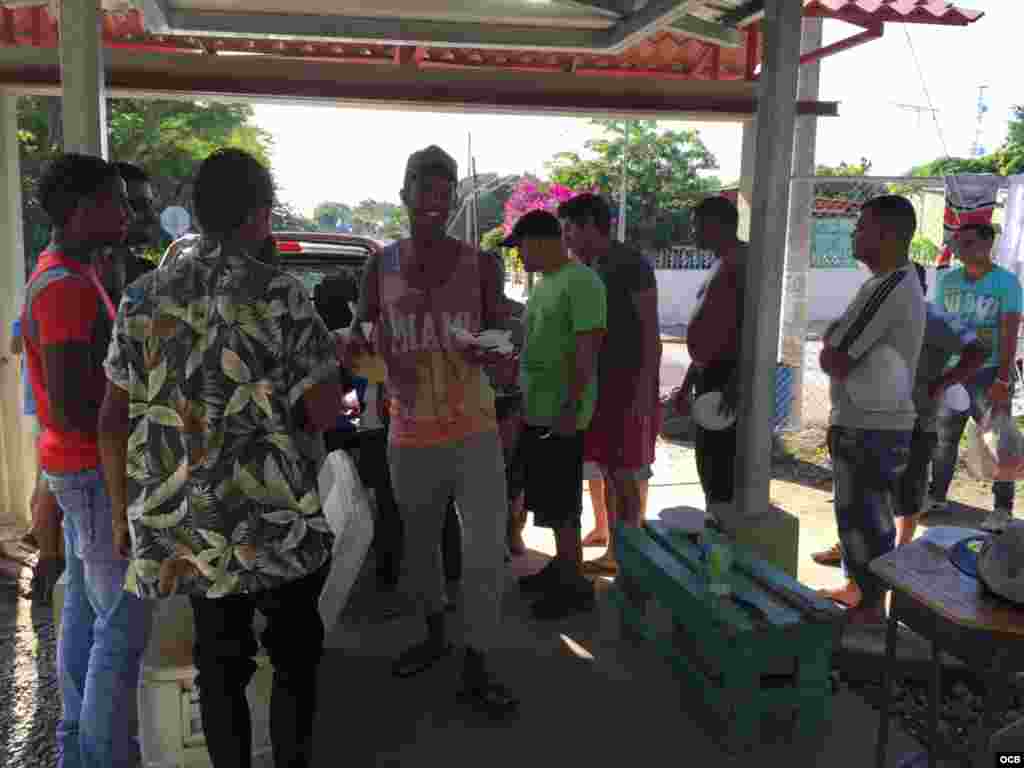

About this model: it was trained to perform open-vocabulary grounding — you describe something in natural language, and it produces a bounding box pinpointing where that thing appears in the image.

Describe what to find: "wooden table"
[870,534,1024,768]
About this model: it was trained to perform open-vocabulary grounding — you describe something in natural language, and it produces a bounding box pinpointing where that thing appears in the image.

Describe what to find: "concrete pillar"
[737,117,756,241]
[0,92,31,529]
[779,18,824,429]
[59,0,107,157]
[733,0,802,521]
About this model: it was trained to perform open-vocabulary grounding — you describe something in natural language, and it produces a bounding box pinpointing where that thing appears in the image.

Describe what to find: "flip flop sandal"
[456,681,520,719]
[392,641,453,679]
[581,557,618,576]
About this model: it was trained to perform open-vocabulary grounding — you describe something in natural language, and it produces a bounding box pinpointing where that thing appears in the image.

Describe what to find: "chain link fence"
[794,176,1010,428]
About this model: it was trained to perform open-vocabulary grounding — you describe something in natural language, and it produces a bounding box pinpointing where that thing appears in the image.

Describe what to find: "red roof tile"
[804,0,983,26]
[0,1,983,78]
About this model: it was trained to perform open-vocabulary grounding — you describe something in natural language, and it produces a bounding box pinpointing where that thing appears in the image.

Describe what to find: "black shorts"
[495,393,523,423]
[895,426,937,518]
[511,425,584,530]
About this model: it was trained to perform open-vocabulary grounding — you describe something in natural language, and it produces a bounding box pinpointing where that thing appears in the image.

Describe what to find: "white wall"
[657,266,940,329]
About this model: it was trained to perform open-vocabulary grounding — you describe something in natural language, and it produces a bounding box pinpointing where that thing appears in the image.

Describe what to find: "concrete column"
[0,93,31,529]
[59,0,107,157]
[779,18,823,429]
[733,0,803,521]
[737,117,756,241]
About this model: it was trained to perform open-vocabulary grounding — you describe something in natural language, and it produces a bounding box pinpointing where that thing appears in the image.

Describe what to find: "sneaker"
[530,579,595,621]
[981,507,1012,533]
[518,560,560,595]
[811,542,842,567]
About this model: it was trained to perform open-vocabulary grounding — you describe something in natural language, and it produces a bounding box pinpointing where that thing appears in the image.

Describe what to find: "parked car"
[159,230,382,436]
[159,230,380,288]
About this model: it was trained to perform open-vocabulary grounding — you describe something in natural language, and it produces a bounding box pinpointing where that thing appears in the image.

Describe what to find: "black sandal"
[392,639,453,679]
[456,681,520,719]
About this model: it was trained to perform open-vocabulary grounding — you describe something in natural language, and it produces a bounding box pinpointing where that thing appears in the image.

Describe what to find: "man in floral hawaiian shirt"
[99,149,343,768]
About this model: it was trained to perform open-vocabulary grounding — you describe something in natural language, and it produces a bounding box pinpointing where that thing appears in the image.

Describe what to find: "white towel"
[996,174,1024,283]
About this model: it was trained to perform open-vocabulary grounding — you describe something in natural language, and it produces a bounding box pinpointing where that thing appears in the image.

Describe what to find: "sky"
[249,1,1018,217]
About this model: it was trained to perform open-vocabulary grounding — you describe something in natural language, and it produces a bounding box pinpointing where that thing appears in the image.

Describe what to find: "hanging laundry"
[936,174,1003,269]
[995,175,1024,283]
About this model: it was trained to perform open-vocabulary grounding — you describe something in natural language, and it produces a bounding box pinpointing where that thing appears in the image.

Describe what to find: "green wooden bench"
[610,521,845,753]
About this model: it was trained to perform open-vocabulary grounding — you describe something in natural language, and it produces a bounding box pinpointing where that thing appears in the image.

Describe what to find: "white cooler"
[54,576,274,768]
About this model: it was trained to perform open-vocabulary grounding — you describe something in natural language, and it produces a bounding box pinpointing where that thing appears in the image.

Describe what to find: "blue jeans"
[930,366,1015,511]
[45,468,155,768]
[829,427,911,607]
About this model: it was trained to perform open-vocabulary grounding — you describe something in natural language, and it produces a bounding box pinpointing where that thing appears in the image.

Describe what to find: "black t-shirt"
[593,243,656,373]
[124,253,156,287]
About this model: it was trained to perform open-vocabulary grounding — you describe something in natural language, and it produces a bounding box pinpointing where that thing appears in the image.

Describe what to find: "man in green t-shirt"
[504,210,607,620]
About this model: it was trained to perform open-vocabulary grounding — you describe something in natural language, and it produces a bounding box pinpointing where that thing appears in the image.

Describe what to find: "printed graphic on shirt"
[104,239,337,599]
[386,307,470,354]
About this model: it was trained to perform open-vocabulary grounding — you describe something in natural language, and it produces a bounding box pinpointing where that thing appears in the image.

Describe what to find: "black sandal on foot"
[392,640,453,679]
[457,681,520,719]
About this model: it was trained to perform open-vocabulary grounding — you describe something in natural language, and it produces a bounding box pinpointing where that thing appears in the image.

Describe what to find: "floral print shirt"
[104,239,338,599]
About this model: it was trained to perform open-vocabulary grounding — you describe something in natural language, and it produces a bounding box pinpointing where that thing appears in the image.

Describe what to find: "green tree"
[313,201,353,232]
[352,199,408,239]
[546,119,720,248]
[813,158,890,200]
[449,173,521,244]
[906,107,1024,178]
[272,202,317,232]
[17,96,273,266]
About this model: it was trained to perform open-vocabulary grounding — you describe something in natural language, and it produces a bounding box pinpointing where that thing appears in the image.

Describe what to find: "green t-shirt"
[519,261,607,429]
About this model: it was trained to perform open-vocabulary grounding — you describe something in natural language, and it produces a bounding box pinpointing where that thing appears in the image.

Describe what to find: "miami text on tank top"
[377,240,497,446]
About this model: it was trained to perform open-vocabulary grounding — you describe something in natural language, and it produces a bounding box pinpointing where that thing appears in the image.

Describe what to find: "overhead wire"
[901,24,965,225]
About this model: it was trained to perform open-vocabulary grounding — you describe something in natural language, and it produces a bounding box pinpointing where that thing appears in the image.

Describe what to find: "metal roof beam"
[0,44,839,118]
[162,10,607,52]
[601,0,692,53]
[549,0,629,19]
[160,1,694,54]
[670,13,742,47]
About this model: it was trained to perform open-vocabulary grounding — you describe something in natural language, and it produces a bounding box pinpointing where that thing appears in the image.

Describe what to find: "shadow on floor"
[920,501,992,532]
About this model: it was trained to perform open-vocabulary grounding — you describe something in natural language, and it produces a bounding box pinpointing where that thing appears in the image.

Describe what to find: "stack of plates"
[451,328,516,356]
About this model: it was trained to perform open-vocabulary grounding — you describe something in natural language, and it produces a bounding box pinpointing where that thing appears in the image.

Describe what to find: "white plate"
[691,391,736,431]
[943,383,970,412]
[450,328,515,356]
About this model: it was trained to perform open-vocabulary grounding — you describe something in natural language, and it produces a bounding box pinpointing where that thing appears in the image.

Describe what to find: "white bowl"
[691,391,736,431]
[942,383,970,412]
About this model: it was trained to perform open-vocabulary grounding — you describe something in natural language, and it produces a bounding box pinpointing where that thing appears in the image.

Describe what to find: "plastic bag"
[317,449,375,629]
[965,408,1024,482]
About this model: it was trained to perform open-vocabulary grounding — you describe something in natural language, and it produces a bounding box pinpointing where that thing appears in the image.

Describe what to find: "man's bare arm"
[929,341,987,398]
[552,329,604,436]
[98,382,132,557]
[567,330,604,407]
[302,380,345,433]
[631,287,662,378]
[998,312,1021,384]
[480,251,503,330]
[353,253,381,329]
[44,343,102,432]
